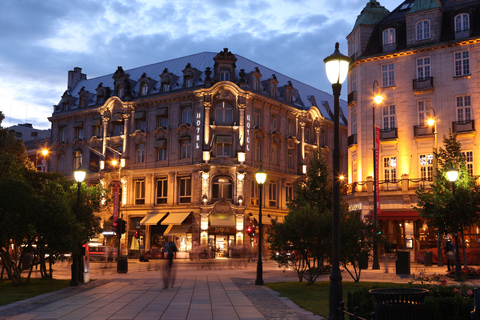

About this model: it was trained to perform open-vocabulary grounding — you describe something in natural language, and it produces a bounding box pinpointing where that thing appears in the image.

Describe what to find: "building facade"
[346,0,480,259]
[48,48,348,258]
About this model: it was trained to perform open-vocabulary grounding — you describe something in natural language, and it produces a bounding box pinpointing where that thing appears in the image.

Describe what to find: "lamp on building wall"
[36,148,49,172]
[238,151,245,163]
[427,108,443,267]
[446,166,461,281]
[372,80,383,271]
[254,165,267,285]
[71,166,86,286]
[324,42,350,320]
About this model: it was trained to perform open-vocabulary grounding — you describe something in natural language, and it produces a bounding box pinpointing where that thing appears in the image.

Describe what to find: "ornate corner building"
[346,0,480,259]
[48,48,348,258]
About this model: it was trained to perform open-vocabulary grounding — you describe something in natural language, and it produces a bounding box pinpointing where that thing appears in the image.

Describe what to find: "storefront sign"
[348,203,362,212]
[214,227,230,233]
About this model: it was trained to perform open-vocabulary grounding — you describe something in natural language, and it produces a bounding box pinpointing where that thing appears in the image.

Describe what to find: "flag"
[88,148,102,172]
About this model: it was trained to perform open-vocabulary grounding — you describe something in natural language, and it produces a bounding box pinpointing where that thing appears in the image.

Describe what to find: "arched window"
[455,13,469,33]
[161,78,170,92]
[383,28,395,45]
[141,82,148,96]
[184,74,193,88]
[416,20,430,40]
[212,177,233,200]
[215,101,233,124]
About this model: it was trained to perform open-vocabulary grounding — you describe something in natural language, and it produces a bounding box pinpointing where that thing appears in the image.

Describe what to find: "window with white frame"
[462,151,474,176]
[418,100,432,125]
[91,120,102,138]
[288,148,294,169]
[455,13,469,33]
[419,154,433,181]
[73,150,82,169]
[220,69,230,81]
[251,180,258,205]
[383,105,396,130]
[351,108,357,135]
[184,75,193,88]
[135,112,146,131]
[455,50,470,76]
[215,135,232,157]
[383,28,396,45]
[416,20,430,40]
[74,123,84,140]
[215,101,233,123]
[212,177,233,200]
[180,138,191,159]
[417,57,431,80]
[135,179,145,205]
[457,95,472,122]
[383,156,397,182]
[161,78,170,92]
[156,178,168,204]
[141,82,148,96]
[155,139,167,161]
[156,108,168,128]
[181,105,192,124]
[179,176,191,203]
[351,72,357,92]
[136,143,145,163]
[269,181,278,207]
[254,139,261,162]
[382,63,395,87]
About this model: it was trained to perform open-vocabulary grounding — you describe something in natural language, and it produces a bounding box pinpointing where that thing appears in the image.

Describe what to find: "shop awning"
[161,212,191,225]
[375,211,423,221]
[164,224,191,235]
[140,212,168,225]
[209,214,236,227]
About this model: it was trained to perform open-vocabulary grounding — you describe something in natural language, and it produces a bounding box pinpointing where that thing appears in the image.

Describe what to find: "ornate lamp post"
[324,42,350,320]
[446,166,461,281]
[372,80,383,270]
[427,110,443,266]
[71,166,86,286]
[255,166,267,285]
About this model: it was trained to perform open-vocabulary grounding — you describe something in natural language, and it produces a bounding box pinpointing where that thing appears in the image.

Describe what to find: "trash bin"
[117,256,128,273]
[369,288,428,320]
[396,250,410,275]
[423,251,432,266]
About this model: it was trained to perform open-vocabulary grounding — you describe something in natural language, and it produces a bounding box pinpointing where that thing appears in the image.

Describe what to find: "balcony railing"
[383,43,397,52]
[414,125,434,137]
[453,120,475,133]
[348,134,357,147]
[413,77,434,92]
[455,29,471,40]
[380,128,398,140]
[348,91,357,105]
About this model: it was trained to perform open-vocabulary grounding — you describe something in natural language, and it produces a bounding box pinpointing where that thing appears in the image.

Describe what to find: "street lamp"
[255,165,267,285]
[427,109,443,266]
[446,166,461,281]
[372,80,383,270]
[71,166,86,286]
[324,42,350,320]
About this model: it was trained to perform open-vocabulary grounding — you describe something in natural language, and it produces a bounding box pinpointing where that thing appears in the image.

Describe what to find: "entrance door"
[215,235,228,258]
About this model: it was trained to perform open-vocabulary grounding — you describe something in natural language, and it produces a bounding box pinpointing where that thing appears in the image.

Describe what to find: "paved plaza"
[0,258,478,320]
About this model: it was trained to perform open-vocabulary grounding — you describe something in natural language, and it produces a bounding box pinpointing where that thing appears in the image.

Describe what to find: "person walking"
[446,239,455,272]
[163,240,177,289]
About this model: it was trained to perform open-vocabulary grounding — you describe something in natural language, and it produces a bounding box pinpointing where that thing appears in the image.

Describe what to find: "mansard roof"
[54,50,347,126]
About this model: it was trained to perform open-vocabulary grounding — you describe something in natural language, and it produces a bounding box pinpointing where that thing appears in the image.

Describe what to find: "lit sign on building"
[195,112,202,149]
[246,114,251,151]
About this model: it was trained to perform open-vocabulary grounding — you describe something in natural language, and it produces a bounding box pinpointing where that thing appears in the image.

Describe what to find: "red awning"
[368,211,424,221]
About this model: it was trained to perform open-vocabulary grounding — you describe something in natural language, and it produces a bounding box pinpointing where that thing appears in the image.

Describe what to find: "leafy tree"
[416,133,480,268]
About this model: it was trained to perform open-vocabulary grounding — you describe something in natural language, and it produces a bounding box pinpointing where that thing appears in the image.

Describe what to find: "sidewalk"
[0,259,478,320]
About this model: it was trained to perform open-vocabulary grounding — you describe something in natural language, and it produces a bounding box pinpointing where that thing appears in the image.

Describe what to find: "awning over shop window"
[140,212,168,225]
[210,214,236,227]
[164,224,191,236]
[161,212,191,225]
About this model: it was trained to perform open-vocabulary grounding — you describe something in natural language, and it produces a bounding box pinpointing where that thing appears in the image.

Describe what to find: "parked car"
[88,245,117,262]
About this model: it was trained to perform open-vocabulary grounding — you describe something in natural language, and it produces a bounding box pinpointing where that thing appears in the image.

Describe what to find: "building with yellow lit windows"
[48,48,348,259]
[346,0,480,261]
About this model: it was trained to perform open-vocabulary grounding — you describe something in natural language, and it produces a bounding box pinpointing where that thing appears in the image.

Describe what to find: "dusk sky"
[0,0,398,130]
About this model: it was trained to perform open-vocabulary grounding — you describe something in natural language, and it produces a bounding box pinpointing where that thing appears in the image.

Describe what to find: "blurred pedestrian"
[446,239,455,271]
[162,240,177,288]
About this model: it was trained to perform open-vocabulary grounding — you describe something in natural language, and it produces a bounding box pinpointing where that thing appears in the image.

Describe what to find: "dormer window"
[117,84,124,98]
[270,86,276,97]
[161,78,170,92]
[97,90,104,104]
[79,96,87,108]
[141,82,148,96]
[383,28,395,45]
[220,69,230,81]
[455,14,469,32]
[253,77,260,91]
[416,20,430,41]
[184,74,193,88]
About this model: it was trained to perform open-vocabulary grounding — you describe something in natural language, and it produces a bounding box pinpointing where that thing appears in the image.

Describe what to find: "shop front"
[207,213,242,258]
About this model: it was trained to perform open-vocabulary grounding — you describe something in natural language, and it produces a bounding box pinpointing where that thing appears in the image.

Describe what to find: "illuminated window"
[383,156,397,182]
[212,177,233,200]
[455,50,470,76]
[383,28,395,45]
[461,151,474,176]
[416,20,430,40]
[251,180,258,205]
[417,100,431,125]
[269,181,278,207]
[456,95,471,122]
[419,154,433,181]
[288,148,294,169]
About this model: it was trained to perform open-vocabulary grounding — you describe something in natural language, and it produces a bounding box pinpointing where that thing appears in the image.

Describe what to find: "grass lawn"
[266,281,411,318]
[0,278,70,306]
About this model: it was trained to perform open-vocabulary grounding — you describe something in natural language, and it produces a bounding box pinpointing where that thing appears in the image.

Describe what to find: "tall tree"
[416,133,480,268]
